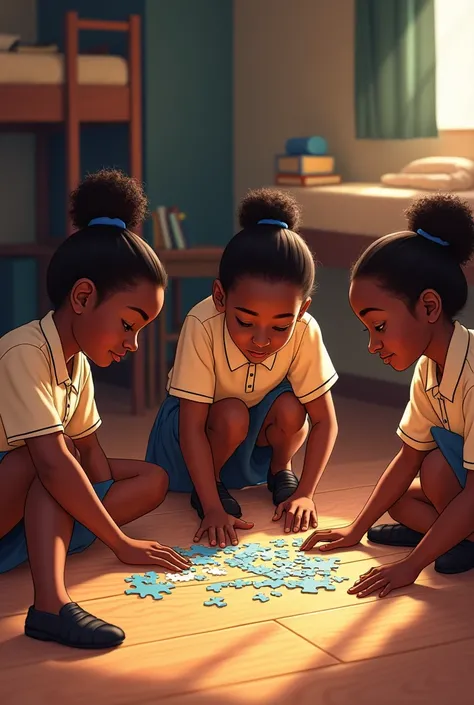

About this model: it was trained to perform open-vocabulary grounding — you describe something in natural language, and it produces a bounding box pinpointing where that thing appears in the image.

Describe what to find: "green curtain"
[355,0,437,139]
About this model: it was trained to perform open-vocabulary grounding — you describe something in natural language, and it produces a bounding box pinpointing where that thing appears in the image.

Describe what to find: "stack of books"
[275,136,342,187]
[151,206,188,250]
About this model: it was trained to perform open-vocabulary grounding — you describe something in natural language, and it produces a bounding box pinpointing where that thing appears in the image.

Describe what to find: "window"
[435,0,474,130]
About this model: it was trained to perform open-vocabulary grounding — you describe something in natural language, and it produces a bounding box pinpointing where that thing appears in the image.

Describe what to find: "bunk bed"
[0,11,145,414]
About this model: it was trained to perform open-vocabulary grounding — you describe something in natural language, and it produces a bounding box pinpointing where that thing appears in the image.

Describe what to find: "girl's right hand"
[114,537,192,572]
[300,524,363,552]
[194,509,254,548]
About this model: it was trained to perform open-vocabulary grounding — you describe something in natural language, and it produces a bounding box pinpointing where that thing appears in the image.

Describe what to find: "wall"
[233,0,474,388]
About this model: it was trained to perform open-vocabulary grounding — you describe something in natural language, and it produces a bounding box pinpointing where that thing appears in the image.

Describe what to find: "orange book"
[275,173,342,187]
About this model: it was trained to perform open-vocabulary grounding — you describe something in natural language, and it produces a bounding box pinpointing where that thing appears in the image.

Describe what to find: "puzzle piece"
[206,567,228,576]
[270,590,282,597]
[124,573,154,585]
[124,580,175,601]
[332,575,350,583]
[270,539,288,547]
[194,574,207,581]
[229,578,253,589]
[297,576,336,593]
[165,572,195,582]
[252,578,286,590]
[260,551,274,561]
[222,546,240,554]
[204,596,227,608]
[206,582,230,593]
[292,538,304,547]
[253,593,270,602]
[191,556,220,566]
[274,549,290,559]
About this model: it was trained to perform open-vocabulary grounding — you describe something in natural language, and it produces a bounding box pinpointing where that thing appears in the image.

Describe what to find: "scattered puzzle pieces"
[206,582,231,593]
[204,597,227,608]
[205,567,228,576]
[270,539,288,547]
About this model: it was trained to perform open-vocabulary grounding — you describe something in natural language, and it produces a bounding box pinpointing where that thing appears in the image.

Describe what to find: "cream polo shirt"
[0,311,101,451]
[397,321,474,470]
[167,296,338,408]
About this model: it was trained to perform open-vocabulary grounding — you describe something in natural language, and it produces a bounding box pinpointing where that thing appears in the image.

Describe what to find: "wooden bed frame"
[0,11,145,414]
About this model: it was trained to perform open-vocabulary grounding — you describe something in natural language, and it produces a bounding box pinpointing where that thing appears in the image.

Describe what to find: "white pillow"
[401,156,474,176]
[381,170,474,191]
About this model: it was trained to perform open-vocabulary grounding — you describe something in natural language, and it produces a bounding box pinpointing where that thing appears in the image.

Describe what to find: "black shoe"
[24,602,125,649]
[190,481,242,520]
[367,523,424,547]
[435,539,474,574]
[267,469,299,506]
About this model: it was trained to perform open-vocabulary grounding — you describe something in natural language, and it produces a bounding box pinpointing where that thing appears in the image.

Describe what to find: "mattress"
[0,52,128,86]
[283,182,474,237]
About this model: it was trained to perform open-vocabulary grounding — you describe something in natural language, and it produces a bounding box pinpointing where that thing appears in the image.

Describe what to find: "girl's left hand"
[273,495,318,533]
[348,558,421,598]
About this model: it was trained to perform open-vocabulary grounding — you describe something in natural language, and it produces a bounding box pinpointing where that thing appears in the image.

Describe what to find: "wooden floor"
[1,386,473,704]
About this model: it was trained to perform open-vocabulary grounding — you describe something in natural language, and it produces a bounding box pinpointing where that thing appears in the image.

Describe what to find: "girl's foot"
[190,481,242,520]
[267,469,299,506]
[367,523,424,547]
[25,602,125,649]
[435,540,474,574]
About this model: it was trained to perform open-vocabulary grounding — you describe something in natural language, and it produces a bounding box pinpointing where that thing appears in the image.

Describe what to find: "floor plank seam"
[275,620,343,663]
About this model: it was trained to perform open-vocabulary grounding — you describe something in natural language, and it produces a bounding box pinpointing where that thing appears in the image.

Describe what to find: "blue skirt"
[146,379,294,492]
[0,449,113,574]
[431,426,467,487]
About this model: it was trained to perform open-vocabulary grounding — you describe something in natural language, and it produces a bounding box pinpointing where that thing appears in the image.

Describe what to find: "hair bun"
[69,168,148,231]
[405,193,474,266]
[238,187,301,231]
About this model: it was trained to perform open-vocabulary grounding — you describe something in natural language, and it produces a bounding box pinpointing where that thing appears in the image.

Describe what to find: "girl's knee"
[140,463,169,505]
[420,449,460,501]
[273,392,306,435]
[207,398,249,447]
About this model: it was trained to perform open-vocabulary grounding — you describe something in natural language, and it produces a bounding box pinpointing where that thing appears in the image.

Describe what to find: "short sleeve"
[66,357,102,439]
[396,359,438,451]
[0,345,63,445]
[287,317,338,405]
[461,386,474,471]
[168,315,216,403]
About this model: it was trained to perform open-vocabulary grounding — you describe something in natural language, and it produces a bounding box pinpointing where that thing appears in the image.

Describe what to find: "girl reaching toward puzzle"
[302,193,474,597]
[0,169,190,650]
[146,188,339,549]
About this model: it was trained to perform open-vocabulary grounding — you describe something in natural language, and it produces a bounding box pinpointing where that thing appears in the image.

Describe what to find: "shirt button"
[249,373,254,377]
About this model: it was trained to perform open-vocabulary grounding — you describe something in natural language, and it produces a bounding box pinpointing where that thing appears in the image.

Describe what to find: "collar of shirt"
[40,311,80,395]
[223,320,276,371]
[425,320,470,402]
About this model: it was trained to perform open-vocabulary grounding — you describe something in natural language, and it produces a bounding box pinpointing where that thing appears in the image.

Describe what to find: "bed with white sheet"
[285,182,474,237]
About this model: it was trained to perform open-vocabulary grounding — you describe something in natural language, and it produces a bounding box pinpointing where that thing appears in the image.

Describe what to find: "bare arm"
[352,443,428,537]
[408,472,474,570]
[26,432,123,551]
[298,391,338,498]
[179,399,221,514]
[73,432,111,484]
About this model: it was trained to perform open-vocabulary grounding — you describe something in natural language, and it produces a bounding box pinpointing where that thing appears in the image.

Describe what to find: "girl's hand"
[300,523,363,551]
[348,558,421,598]
[273,495,318,533]
[194,509,254,548]
[115,537,192,572]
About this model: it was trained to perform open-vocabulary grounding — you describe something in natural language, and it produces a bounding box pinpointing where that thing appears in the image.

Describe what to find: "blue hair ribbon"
[416,228,449,247]
[257,218,288,229]
[88,217,126,229]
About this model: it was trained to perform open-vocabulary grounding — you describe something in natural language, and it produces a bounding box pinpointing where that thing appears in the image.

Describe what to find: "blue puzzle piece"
[332,575,349,583]
[292,538,304,547]
[270,539,288,547]
[274,549,290,559]
[194,574,207,581]
[253,593,270,602]
[204,596,227,608]
[229,578,253,589]
[206,582,230,593]
[270,590,282,597]
[222,546,240,554]
[177,544,221,558]
[124,573,154,585]
[124,580,176,601]
[225,557,245,568]
[191,556,220,566]
[260,551,273,561]
[252,578,286,590]
[297,576,336,593]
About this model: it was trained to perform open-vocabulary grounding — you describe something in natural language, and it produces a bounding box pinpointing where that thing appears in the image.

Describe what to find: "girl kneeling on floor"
[302,193,474,596]
[0,169,190,650]
[146,188,339,548]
